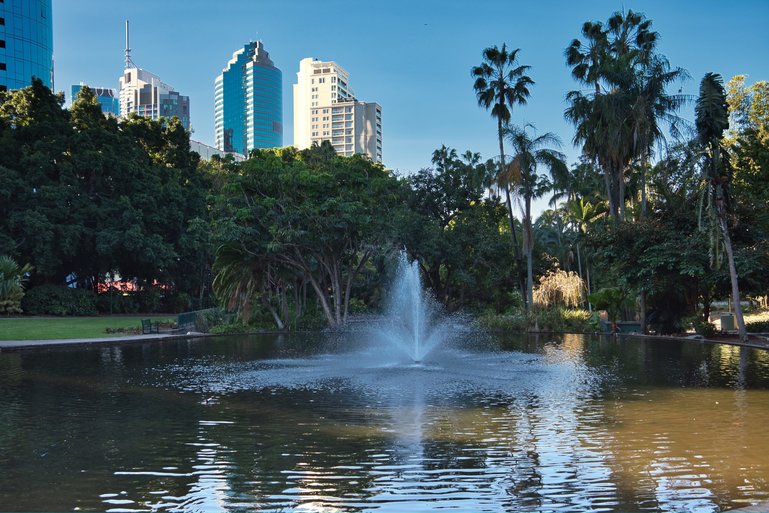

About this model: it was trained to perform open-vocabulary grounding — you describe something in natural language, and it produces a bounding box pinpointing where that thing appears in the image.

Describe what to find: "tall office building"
[214,41,282,154]
[118,22,190,129]
[71,84,120,116]
[0,0,54,92]
[293,58,382,162]
[119,67,190,129]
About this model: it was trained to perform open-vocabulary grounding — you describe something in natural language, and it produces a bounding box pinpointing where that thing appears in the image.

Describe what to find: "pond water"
[1,333,768,512]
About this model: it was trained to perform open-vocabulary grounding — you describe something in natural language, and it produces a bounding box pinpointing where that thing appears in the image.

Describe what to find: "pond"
[0,333,768,512]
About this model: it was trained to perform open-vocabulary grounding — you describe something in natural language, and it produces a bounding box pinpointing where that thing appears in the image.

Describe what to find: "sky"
[53,0,769,178]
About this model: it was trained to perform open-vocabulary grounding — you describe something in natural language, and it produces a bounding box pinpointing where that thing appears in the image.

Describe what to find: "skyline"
[54,0,769,174]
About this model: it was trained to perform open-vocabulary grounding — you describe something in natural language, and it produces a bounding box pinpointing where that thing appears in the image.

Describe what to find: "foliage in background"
[20,284,98,316]
[0,81,212,304]
[0,255,33,314]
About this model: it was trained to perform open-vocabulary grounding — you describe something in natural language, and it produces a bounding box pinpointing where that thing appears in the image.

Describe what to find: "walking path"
[727,503,769,512]
[0,332,210,351]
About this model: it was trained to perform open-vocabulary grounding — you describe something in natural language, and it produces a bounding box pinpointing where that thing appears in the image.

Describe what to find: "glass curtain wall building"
[0,0,54,92]
[215,41,282,154]
[71,84,120,116]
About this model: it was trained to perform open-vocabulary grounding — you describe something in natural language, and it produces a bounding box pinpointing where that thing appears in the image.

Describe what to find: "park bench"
[177,311,197,331]
[141,318,160,334]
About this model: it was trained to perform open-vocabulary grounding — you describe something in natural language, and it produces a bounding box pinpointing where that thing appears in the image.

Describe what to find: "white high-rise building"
[293,58,382,162]
[119,67,190,130]
[118,21,190,129]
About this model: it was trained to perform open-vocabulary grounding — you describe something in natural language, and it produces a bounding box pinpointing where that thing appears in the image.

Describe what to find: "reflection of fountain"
[375,252,453,364]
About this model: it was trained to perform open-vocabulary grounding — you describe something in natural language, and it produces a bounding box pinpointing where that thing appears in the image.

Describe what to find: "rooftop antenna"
[124,19,135,69]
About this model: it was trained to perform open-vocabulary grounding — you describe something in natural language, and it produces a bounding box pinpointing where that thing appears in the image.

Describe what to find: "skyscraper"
[0,0,54,92]
[118,22,190,129]
[215,41,282,155]
[293,58,382,162]
[119,67,191,130]
[71,84,120,116]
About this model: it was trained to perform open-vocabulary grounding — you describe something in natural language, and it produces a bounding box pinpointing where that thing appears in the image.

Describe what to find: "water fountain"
[374,252,455,364]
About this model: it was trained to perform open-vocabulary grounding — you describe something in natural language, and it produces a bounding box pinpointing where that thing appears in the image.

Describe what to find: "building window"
[0,63,5,71]
[0,17,4,25]
[0,40,5,48]
[331,85,336,91]
[331,77,336,83]
[318,77,325,84]
[323,109,328,114]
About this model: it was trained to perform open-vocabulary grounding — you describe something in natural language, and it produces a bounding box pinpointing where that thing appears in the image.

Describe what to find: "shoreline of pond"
[2,328,769,353]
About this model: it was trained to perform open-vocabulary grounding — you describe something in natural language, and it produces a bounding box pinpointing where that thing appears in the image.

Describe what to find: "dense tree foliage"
[0,81,211,310]
[211,145,404,328]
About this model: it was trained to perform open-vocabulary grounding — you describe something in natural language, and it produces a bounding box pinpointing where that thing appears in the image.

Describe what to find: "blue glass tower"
[71,85,120,116]
[215,41,282,154]
[0,0,53,92]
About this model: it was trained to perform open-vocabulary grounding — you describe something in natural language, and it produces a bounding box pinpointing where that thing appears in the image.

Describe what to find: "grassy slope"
[0,316,174,340]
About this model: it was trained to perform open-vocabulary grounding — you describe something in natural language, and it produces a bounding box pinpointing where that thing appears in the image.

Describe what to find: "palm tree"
[472,44,533,297]
[564,10,669,223]
[504,124,568,307]
[629,56,689,216]
[696,72,747,342]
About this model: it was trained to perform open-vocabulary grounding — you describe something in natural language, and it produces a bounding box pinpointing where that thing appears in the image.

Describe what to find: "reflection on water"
[0,333,768,512]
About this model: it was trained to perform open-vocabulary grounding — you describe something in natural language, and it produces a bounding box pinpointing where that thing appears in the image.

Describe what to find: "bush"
[690,316,717,337]
[478,311,529,332]
[210,322,253,335]
[478,307,593,333]
[532,307,593,332]
[21,284,98,315]
[746,320,769,333]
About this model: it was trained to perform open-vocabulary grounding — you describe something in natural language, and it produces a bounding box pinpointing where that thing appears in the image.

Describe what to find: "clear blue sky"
[54,0,769,175]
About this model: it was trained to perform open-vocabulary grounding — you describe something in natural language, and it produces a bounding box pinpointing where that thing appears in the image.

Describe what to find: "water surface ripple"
[0,333,768,512]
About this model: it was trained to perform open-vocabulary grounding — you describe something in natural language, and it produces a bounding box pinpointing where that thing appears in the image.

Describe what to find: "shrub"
[21,284,98,315]
[478,311,529,332]
[746,320,769,333]
[478,307,593,333]
[691,317,717,337]
[532,307,592,332]
[0,255,33,314]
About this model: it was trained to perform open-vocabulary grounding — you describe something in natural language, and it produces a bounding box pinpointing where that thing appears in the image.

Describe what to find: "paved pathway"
[727,503,769,512]
[0,332,208,351]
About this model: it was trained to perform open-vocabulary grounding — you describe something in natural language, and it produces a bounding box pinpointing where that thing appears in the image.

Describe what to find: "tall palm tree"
[696,72,747,342]
[564,10,671,224]
[504,124,568,307]
[472,44,533,297]
[629,56,689,216]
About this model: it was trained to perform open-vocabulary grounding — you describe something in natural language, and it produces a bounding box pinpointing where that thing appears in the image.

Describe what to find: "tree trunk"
[576,242,584,306]
[640,155,648,217]
[639,290,647,334]
[525,194,534,308]
[618,165,627,222]
[603,168,619,224]
[498,117,526,305]
[716,185,747,341]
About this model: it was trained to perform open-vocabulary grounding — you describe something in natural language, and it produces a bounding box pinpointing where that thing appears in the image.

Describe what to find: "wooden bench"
[141,318,160,334]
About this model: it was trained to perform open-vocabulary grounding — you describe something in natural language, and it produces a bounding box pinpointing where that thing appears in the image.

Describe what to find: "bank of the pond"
[3,326,769,353]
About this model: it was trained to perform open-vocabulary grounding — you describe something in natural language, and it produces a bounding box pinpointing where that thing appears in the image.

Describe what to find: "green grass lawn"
[0,316,175,340]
